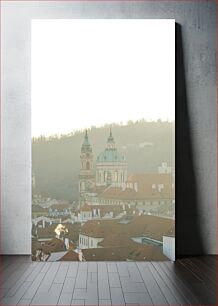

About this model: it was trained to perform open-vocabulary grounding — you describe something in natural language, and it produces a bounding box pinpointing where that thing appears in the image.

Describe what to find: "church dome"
[97,149,125,163]
[97,129,125,163]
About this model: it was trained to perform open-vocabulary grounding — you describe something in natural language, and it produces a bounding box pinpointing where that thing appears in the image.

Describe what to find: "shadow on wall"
[176,23,205,256]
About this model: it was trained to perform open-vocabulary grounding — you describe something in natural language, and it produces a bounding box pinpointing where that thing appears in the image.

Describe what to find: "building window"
[104,171,107,182]
[114,171,118,182]
[81,182,85,191]
[86,161,90,170]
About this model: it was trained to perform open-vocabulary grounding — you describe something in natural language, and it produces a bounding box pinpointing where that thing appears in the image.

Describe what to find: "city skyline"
[32,128,175,261]
[31,19,175,262]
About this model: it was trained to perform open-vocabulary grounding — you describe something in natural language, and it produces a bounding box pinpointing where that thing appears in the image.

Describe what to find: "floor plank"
[22,272,46,300]
[57,292,73,305]
[110,287,125,305]
[189,256,217,285]
[2,281,32,305]
[30,283,63,305]
[62,277,76,293]
[53,262,69,284]
[137,262,168,305]
[159,261,200,304]
[0,255,217,305]
[177,258,217,304]
[98,262,111,300]
[108,272,121,288]
[147,262,180,305]
[3,262,38,297]
[124,292,153,305]
[152,262,191,304]
[36,262,60,293]
[99,299,112,305]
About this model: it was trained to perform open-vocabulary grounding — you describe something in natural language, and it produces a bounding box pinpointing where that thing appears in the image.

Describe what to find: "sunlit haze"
[32,19,175,137]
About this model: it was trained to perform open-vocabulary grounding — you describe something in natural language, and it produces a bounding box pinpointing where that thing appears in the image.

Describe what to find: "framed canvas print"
[31,19,175,262]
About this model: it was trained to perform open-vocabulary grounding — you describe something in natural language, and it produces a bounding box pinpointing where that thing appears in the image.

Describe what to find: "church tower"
[96,129,127,188]
[79,130,95,207]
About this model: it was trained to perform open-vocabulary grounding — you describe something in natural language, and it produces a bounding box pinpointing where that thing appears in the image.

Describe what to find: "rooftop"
[80,204,93,212]
[32,205,48,213]
[80,215,175,242]
[82,244,167,261]
[83,247,130,261]
[50,203,71,211]
[97,148,126,163]
[97,173,175,200]
[58,250,79,261]
[37,222,82,242]
[97,130,126,163]
[42,238,66,254]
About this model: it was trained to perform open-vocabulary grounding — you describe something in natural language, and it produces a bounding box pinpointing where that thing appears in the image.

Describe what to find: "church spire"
[107,128,115,149]
[79,129,95,207]
[81,130,92,153]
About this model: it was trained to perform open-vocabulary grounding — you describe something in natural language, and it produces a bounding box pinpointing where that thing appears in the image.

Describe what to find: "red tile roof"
[58,250,79,261]
[127,243,167,261]
[82,247,130,261]
[63,223,82,242]
[80,220,115,238]
[98,234,133,247]
[90,186,107,194]
[82,244,167,261]
[80,215,174,242]
[37,225,57,239]
[79,204,134,218]
[127,173,173,185]
[50,203,71,210]
[97,173,174,200]
[32,205,49,213]
[80,204,93,212]
[42,238,66,254]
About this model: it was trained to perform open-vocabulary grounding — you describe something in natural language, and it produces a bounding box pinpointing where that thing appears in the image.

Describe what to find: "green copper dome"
[97,129,125,163]
[97,149,125,163]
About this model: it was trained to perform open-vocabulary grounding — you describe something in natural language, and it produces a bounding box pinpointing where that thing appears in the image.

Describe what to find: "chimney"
[78,250,83,262]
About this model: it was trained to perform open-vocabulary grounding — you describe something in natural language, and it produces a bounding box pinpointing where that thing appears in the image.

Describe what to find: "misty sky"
[32,19,175,137]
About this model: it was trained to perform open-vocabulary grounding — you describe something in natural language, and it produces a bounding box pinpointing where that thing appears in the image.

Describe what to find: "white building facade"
[79,233,103,249]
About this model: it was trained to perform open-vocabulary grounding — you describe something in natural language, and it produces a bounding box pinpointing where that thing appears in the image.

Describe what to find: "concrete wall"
[163,236,176,261]
[2,1,217,255]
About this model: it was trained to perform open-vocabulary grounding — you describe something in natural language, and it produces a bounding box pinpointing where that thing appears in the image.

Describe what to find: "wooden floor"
[0,256,217,305]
